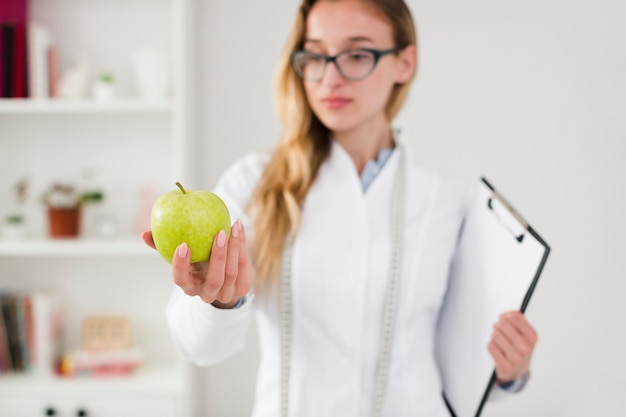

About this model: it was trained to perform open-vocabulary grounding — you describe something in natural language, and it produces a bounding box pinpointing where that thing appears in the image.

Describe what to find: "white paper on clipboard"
[435,178,550,417]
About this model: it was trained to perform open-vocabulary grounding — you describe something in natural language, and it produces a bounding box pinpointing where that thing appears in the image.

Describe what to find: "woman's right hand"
[141,219,253,309]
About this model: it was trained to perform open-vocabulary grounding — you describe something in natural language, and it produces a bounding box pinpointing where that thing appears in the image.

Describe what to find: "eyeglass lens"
[295,50,377,81]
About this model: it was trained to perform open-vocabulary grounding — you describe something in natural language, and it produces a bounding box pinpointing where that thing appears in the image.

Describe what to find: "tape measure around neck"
[280,145,406,417]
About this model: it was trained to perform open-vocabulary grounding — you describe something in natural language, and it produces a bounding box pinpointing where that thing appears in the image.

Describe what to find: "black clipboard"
[435,178,550,417]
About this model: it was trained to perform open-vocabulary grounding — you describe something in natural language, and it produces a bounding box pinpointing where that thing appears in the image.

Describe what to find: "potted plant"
[2,177,29,239]
[42,182,104,238]
[91,72,116,102]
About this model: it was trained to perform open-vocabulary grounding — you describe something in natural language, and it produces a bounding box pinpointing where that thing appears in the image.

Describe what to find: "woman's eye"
[307,55,325,63]
[347,52,369,61]
[302,52,324,63]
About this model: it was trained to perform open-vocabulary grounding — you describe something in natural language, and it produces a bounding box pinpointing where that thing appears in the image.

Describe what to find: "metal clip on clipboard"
[485,178,528,243]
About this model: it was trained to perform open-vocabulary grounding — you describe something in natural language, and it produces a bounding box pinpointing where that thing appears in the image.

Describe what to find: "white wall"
[195,0,626,416]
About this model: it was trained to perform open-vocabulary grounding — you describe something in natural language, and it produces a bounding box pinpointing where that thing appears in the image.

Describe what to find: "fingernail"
[217,230,227,248]
[232,220,240,238]
[177,242,189,258]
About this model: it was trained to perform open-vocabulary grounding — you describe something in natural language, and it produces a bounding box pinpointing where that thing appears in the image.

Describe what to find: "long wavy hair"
[249,0,418,290]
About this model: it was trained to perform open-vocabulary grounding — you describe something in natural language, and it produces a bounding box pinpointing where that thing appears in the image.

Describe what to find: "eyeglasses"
[291,48,399,82]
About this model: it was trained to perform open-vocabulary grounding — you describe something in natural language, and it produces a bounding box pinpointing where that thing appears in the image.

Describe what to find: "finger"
[235,221,253,297]
[507,312,539,346]
[171,243,198,296]
[141,231,156,249]
[201,230,228,302]
[498,314,536,357]
[497,317,526,349]
[488,340,510,369]
[492,323,522,364]
[488,341,516,383]
[217,220,241,303]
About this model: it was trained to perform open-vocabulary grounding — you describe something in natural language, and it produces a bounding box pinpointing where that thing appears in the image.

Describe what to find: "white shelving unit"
[0,98,174,114]
[0,237,152,257]
[0,0,197,416]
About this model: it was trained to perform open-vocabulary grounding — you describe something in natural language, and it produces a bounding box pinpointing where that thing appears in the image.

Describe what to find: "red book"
[13,21,27,97]
[47,45,58,98]
[0,0,30,98]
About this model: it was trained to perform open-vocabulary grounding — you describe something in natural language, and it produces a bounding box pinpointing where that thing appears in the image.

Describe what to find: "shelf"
[0,99,173,114]
[0,236,156,257]
[0,365,183,397]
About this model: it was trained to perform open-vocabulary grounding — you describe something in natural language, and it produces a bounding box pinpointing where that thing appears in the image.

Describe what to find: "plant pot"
[91,81,116,102]
[1,222,27,239]
[48,207,81,238]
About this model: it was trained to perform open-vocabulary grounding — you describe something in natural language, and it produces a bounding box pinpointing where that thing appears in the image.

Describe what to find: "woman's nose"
[321,60,346,87]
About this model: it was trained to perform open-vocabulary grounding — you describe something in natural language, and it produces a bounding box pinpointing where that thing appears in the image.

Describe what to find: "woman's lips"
[322,96,352,109]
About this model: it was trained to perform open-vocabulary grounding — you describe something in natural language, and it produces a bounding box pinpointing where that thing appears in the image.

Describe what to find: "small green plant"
[100,72,114,84]
[4,176,29,224]
[4,214,24,224]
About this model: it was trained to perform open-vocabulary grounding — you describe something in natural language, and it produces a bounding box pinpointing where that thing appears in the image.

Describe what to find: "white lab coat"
[166,136,505,417]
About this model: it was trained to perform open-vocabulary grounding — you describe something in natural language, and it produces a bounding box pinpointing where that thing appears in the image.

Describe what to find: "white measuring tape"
[280,144,406,417]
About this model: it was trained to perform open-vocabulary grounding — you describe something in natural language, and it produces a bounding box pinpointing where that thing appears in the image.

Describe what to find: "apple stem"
[176,182,187,194]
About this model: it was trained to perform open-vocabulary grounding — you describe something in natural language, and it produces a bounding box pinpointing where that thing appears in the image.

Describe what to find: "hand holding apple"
[150,182,231,264]
[144,183,253,308]
[142,218,253,308]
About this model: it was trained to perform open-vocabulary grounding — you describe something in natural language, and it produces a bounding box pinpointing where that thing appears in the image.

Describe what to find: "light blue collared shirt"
[360,147,395,192]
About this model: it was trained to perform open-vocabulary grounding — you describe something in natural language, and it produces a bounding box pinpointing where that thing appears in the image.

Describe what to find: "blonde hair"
[249,0,418,290]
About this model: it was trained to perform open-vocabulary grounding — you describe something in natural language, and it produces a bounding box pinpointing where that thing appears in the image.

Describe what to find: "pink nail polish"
[217,230,227,247]
[178,242,189,258]
[232,221,239,238]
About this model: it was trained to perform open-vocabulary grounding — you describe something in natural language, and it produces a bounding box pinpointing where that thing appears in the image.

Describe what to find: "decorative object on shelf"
[132,49,169,100]
[1,215,27,239]
[57,57,91,99]
[42,182,104,238]
[91,72,116,102]
[76,168,119,240]
[82,316,132,350]
[1,176,29,239]
[60,315,144,378]
[93,214,119,239]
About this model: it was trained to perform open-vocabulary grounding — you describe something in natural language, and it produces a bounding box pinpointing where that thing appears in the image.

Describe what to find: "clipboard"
[435,177,550,417]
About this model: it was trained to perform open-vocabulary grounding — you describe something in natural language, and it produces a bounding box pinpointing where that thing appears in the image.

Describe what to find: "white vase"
[91,81,116,102]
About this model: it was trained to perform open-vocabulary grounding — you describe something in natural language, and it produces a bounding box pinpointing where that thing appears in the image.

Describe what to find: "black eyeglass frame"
[290,48,400,81]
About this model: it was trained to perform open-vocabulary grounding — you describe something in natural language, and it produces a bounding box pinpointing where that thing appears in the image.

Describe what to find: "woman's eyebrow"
[346,36,375,43]
[304,36,375,46]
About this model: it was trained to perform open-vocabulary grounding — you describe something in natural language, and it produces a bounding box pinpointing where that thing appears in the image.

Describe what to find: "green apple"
[150,182,231,264]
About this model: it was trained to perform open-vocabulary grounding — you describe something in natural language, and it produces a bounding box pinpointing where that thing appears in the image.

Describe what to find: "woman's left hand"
[488,311,538,385]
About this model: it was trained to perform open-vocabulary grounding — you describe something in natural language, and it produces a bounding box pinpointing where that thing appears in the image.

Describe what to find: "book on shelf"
[0,294,24,371]
[0,0,29,98]
[0,23,16,98]
[27,21,52,100]
[0,297,13,371]
[68,347,144,378]
[13,20,27,97]
[0,290,62,376]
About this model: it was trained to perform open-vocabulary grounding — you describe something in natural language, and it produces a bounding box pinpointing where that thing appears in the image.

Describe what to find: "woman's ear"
[395,44,417,84]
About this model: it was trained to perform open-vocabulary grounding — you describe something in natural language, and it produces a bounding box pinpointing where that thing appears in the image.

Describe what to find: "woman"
[143,0,538,416]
